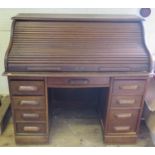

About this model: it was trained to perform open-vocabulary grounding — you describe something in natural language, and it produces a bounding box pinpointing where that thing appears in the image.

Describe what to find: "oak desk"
[4,14,152,144]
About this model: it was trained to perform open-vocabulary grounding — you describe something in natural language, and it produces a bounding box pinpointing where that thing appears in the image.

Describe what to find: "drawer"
[112,80,146,95]
[12,96,45,109]
[111,95,142,108]
[10,81,44,95]
[107,109,139,133]
[16,123,47,134]
[47,77,109,87]
[15,110,46,122]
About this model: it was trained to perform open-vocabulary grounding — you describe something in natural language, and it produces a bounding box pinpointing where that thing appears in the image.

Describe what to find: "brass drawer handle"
[23,126,40,132]
[117,99,135,105]
[22,113,40,119]
[19,100,39,106]
[18,86,38,91]
[115,113,132,118]
[68,79,89,85]
[119,85,138,90]
[114,126,130,131]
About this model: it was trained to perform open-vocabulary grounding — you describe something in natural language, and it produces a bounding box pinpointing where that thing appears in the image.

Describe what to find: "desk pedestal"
[8,75,147,144]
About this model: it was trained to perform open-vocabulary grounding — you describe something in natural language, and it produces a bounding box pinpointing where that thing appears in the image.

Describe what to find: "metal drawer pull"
[19,100,39,106]
[68,79,89,85]
[18,86,38,91]
[22,113,40,119]
[119,85,138,90]
[117,99,135,105]
[23,126,40,132]
[115,113,132,118]
[114,126,130,131]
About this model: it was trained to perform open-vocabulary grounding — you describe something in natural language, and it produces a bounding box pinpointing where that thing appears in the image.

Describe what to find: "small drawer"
[15,110,46,122]
[16,123,47,134]
[10,81,44,95]
[47,77,110,87]
[107,109,139,133]
[112,80,146,95]
[111,95,142,108]
[12,96,45,109]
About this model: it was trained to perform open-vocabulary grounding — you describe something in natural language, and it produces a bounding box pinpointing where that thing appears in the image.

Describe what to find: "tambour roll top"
[5,14,151,72]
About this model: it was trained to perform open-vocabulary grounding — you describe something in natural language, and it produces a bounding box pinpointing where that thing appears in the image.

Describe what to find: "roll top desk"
[4,14,152,144]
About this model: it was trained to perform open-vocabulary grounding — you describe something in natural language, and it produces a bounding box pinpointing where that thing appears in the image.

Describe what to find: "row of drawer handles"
[22,113,40,119]
[19,100,39,106]
[17,85,41,132]
[18,83,139,91]
[114,126,130,131]
[17,79,90,92]
[115,84,138,132]
[115,113,132,118]
[21,112,134,121]
[18,99,136,106]
[119,85,139,90]
[117,99,135,105]
[23,126,130,132]
[68,79,89,85]
[18,86,38,91]
[23,126,40,132]
[116,84,136,131]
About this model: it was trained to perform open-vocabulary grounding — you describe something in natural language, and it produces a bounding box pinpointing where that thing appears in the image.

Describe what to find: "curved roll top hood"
[5,14,151,72]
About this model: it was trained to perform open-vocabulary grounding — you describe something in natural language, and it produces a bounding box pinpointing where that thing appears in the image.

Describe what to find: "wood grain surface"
[5,14,151,72]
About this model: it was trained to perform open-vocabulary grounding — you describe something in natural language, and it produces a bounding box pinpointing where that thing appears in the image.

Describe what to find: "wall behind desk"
[0,8,155,95]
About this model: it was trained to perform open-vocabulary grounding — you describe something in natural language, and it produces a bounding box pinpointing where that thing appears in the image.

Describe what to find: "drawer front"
[47,77,110,87]
[12,96,45,109]
[16,123,47,134]
[15,110,46,122]
[111,95,142,108]
[10,81,44,95]
[107,109,139,133]
[112,80,146,95]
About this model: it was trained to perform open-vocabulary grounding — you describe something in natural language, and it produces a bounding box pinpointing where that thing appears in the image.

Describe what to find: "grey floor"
[0,108,154,147]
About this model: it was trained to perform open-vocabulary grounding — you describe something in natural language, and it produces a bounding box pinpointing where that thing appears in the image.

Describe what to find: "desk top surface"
[12,13,143,22]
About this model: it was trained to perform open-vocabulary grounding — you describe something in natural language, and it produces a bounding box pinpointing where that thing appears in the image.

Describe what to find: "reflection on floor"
[0,108,154,147]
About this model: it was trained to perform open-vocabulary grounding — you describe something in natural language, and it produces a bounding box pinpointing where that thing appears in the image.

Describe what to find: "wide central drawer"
[47,77,110,87]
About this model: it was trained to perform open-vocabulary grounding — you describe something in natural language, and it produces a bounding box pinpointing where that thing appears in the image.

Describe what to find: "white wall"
[0,8,155,95]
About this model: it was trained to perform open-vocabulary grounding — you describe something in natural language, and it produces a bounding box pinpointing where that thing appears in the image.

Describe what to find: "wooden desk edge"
[3,72,151,78]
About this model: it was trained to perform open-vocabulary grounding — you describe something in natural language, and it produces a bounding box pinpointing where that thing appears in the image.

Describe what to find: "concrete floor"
[0,108,154,147]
